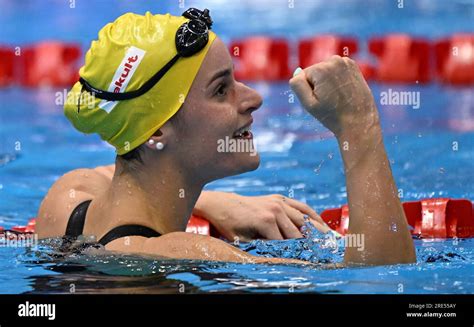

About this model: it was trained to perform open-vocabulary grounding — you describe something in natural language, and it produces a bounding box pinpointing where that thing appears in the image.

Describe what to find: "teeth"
[240,126,250,133]
[234,125,251,137]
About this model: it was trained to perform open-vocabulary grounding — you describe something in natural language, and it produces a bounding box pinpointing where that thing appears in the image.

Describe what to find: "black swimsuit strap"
[64,200,92,238]
[63,199,161,247]
[98,225,161,246]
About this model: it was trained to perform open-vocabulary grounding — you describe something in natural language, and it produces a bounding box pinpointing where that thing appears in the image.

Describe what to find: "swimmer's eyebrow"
[207,67,232,88]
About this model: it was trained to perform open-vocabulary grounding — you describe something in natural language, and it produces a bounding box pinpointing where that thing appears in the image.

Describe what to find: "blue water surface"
[0,0,473,293]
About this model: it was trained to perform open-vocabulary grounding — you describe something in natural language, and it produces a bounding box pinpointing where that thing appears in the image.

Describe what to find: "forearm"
[140,232,309,265]
[193,191,225,217]
[338,125,416,265]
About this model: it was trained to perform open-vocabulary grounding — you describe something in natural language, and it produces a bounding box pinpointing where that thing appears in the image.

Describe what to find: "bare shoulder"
[93,164,115,179]
[36,166,113,239]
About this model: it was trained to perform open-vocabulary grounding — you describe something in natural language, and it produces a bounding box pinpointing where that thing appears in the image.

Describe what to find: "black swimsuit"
[63,200,161,247]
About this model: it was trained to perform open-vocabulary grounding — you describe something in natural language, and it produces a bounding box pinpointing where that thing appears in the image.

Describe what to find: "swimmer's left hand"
[193,191,331,242]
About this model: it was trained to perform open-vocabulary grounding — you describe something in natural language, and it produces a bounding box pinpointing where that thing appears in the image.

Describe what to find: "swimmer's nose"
[238,82,263,114]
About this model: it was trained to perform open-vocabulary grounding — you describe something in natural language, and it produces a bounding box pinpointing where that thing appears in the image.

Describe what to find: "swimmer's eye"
[214,83,228,97]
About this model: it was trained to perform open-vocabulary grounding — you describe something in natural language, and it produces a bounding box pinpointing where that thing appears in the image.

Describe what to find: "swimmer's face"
[169,37,263,182]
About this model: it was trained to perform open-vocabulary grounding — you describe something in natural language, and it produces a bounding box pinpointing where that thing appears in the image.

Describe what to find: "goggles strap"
[79,54,180,102]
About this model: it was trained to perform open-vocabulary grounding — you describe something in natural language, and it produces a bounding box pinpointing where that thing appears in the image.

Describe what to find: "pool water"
[0,0,473,294]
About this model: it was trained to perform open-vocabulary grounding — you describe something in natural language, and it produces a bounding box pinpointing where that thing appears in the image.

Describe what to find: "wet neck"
[110,159,204,234]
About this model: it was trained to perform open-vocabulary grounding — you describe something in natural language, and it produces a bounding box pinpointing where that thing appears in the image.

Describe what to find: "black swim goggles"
[77,8,213,108]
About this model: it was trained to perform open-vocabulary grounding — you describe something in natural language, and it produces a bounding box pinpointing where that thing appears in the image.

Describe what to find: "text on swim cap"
[114,55,139,92]
[99,46,146,113]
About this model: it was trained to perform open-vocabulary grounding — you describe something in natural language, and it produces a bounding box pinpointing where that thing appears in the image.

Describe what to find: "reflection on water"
[12,223,474,294]
[1,83,473,293]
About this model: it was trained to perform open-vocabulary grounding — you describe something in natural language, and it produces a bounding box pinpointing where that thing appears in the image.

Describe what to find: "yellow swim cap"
[64,11,216,155]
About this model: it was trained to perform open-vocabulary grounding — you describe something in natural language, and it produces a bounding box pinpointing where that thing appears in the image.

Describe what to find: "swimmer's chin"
[235,152,260,174]
[248,153,260,170]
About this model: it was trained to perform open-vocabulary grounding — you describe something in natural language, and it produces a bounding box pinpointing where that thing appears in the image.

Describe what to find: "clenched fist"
[290,55,380,138]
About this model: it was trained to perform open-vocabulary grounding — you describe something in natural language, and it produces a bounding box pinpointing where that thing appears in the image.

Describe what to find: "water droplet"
[389,223,398,232]
[313,160,324,175]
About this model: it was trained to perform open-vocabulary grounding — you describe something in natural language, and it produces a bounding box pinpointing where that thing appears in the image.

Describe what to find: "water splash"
[237,218,344,264]
[416,241,469,263]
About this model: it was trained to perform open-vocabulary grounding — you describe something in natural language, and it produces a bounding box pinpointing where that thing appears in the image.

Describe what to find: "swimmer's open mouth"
[232,120,253,139]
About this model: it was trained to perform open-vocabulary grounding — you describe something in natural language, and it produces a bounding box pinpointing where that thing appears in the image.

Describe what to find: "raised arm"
[290,56,416,266]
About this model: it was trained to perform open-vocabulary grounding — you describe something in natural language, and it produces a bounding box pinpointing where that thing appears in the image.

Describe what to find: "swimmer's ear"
[144,129,166,150]
[144,119,179,151]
